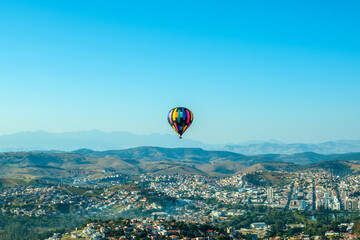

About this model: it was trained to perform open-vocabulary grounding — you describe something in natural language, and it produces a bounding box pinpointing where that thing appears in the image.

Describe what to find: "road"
[285,182,295,210]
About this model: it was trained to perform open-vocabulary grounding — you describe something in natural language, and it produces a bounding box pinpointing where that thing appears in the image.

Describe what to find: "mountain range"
[1,130,360,155]
[1,147,360,180]
[223,140,360,155]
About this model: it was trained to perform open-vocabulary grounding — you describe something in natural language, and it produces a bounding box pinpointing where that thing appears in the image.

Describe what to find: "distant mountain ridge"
[1,147,360,179]
[72,147,251,164]
[224,140,360,155]
[0,130,209,152]
[72,147,360,165]
[1,130,360,155]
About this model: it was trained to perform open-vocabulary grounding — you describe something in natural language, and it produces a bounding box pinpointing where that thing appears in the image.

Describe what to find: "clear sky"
[0,0,359,144]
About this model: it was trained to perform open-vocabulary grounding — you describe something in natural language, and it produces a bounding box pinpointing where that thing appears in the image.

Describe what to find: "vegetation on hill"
[307,160,352,176]
[0,214,84,240]
[243,172,294,187]
[0,148,360,180]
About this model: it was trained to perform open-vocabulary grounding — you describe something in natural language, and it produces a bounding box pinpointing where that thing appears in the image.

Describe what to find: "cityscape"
[1,0,360,239]
[2,163,360,239]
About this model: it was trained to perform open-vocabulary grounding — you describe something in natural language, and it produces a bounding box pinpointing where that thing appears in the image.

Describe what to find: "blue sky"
[0,0,360,144]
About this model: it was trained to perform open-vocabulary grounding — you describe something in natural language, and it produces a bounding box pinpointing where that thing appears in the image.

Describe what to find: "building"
[341,190,349,199]
[299,200,307,210]
[267,187,273,203]
[251,222,267,229]
[344,198,358,211]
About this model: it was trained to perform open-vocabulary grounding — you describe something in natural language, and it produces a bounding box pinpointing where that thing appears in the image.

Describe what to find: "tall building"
[267,187,273,203]
[299,200,307,210]
[341,190,349,199]
[345,199,359,211]
[352,199,359,210]
[316,199,323,210]
[345,198,351,211]
[334,201,341,211]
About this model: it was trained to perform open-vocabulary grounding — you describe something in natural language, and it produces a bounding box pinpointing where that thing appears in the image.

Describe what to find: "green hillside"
[0,148,359,180]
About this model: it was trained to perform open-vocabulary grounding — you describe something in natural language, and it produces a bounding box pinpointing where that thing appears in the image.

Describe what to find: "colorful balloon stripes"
[167,107,193,139]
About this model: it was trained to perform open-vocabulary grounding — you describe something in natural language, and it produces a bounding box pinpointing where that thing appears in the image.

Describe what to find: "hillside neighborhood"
[2,164,360,239]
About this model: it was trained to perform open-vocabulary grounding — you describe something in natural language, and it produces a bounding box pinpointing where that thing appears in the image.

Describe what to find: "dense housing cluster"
[3,169,360,239]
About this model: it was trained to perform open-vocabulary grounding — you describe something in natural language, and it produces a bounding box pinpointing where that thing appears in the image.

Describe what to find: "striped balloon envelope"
[167,107,193,139]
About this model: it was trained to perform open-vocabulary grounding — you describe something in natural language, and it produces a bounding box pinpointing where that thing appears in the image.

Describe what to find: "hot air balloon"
[167,107,193,139]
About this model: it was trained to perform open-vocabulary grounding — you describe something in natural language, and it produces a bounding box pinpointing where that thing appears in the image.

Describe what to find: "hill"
[305,160,353,177]
[73,147,253,164]
[243,171,295,187]
[0,147,360,179]
[224,140,360,155]
[238,162,304,173]
[239,160,357,177]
